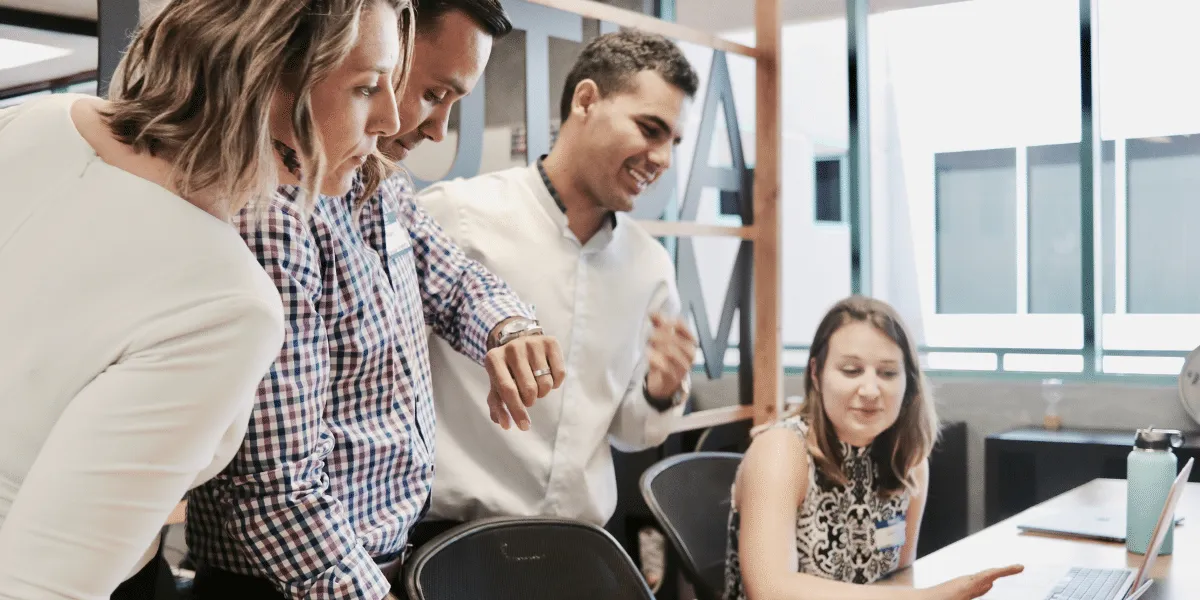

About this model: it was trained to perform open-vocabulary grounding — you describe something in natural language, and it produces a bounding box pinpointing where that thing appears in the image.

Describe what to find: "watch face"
[504,319,533,335]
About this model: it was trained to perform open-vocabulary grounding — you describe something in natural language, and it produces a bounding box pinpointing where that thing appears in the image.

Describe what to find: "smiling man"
[409,30,701,545]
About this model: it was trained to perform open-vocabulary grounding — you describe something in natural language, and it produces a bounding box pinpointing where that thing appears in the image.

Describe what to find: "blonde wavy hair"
[103,0,415,217]
[764,296,939,497]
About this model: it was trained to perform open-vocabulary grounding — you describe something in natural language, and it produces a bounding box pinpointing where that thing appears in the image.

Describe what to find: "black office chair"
[402,516,655,600]
[640,451,742,600]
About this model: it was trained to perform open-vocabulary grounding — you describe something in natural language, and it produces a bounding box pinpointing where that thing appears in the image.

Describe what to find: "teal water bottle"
[1126,426,1183,555]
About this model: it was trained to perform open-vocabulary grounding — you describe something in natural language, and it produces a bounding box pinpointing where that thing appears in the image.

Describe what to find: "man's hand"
[484,333,565,431]
[645,313,696,401]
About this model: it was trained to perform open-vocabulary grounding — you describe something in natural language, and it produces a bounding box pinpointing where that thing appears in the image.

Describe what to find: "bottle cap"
[1134,426,1184,450]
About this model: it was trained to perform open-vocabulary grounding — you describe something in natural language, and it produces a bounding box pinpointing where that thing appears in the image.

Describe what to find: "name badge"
[382,201,411,260]
[874,515,906,551]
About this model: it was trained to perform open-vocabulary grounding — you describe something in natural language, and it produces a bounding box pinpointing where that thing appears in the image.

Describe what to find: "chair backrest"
[403,516,655,600]
[640,451,743,600]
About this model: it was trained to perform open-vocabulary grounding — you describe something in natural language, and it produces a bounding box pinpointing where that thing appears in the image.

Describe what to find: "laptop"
[1017,509,1184,543]
[991,457,1193,600]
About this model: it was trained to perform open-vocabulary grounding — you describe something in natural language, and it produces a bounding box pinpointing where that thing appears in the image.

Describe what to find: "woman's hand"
[922,564,1025,600]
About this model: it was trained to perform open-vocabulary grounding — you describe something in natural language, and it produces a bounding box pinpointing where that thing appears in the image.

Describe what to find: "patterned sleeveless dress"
[722,416,911,600]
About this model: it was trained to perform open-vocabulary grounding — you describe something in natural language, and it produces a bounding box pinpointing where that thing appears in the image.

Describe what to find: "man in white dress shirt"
[410,30,700,544]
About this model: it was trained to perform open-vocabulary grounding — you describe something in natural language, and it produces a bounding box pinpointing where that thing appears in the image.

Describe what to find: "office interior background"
[2,0,1198,566]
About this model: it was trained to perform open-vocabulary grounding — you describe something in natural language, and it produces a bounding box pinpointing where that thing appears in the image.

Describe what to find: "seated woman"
[724,296,1022,600]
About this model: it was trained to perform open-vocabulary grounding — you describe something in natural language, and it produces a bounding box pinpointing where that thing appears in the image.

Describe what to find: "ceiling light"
[0,38,71,71]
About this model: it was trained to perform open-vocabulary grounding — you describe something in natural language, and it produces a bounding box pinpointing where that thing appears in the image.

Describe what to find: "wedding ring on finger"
[532,368,552,378]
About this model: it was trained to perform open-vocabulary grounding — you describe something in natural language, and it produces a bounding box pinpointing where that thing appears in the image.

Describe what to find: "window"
[875,0,1083,371]
[814,156,845,223]
[1124,135,1200,314]
[1093,0,1200,374]
[1026,141,1116,316]
[935,148,1017,314]
[685,0,1200,379]
[677,17,852,370]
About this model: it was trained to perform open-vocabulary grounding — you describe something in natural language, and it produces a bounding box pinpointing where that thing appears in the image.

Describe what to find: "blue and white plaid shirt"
[186,173,533,600]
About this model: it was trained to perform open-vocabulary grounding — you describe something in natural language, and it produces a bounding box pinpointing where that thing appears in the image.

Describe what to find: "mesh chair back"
[640,452,743,600]
[403,516,654,600]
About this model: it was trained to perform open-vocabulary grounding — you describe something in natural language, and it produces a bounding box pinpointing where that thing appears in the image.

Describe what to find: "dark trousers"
[111,543,178,600]
[192,554,404,600]
[406,519,463,553]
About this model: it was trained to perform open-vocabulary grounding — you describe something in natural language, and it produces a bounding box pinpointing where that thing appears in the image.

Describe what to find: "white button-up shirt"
[416,163,688,527]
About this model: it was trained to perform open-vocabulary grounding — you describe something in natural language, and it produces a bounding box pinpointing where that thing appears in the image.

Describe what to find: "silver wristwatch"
[643,374,689,411]
[492,317,543,348]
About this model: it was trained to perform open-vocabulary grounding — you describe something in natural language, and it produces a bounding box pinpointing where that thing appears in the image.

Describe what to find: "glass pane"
[1126,135,1200,314]
[1026,141,1115,314]
[814,158,843,223]
[935,149,1017,314]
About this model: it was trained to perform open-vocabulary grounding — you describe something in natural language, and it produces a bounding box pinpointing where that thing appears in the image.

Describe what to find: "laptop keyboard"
[1044,568,1131,600]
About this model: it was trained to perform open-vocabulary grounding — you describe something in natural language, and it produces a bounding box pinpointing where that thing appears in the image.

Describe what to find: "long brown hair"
[104,0,415,217]
[775,296,939,497]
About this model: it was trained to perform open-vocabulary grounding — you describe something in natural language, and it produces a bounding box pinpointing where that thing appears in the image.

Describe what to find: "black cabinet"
[920,420,969,558]
[985,427,1200,526]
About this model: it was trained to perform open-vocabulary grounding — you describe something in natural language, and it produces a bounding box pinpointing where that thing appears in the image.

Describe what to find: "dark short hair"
[559,30,699,123]
[412,0,512,37]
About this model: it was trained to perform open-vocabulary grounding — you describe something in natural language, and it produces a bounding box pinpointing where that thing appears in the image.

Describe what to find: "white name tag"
[874,516,906,551]
[382,203,411,260]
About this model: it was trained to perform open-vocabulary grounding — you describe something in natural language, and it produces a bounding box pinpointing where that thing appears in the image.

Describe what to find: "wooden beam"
[0,7,96,37]
[636,221,755,239]
[669,405,754,433]
[752,0,782,426]
[525,0,759,59]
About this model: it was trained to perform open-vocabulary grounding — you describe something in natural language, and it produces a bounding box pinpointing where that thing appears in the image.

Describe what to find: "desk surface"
[882,479,1200,599]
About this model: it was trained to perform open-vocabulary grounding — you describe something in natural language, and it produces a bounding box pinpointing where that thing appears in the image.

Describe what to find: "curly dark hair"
[559,29,699,123]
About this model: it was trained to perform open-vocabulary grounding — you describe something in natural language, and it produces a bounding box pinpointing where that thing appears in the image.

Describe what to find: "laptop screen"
[1130,457,1194,595]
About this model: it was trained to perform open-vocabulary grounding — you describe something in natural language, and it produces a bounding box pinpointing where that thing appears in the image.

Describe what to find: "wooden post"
[753,0,782,426]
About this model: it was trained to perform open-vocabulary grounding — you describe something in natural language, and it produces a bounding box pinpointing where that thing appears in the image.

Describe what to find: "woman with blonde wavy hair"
[0,0,412,598]
[724,296,1024,600]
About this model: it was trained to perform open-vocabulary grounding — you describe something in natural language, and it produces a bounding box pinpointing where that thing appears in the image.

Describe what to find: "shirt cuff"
[473,300,536,358]
[642,375,688,413]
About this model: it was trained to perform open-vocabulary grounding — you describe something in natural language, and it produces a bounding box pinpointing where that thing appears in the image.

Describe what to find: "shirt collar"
[536,155,618,230]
